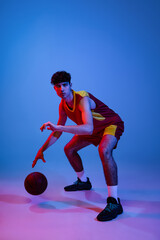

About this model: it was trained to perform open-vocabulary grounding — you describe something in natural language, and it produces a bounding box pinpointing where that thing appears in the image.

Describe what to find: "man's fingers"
[32,160,45,168]
[40,122,52,132]
[40,126,43,131]
[32,159,37,168]
[40,124,46,132]
[32,156,46,168]
[42,158,46,163]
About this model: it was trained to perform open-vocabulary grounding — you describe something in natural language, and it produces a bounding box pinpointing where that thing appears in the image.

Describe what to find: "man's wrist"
[40,147,44,152]
[56,125,62,132]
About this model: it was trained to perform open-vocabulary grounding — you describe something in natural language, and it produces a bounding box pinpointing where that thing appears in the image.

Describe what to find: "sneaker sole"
[64,187,92,191]
[97,209,123,221]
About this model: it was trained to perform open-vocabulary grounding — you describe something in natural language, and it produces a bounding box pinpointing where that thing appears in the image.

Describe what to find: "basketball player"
[32,71,124,221]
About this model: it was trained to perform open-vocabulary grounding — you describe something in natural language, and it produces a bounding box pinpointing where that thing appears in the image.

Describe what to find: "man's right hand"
[32,149,46,168]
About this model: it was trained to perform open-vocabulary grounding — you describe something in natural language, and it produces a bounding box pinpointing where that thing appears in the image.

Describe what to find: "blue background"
[1,0,160,183]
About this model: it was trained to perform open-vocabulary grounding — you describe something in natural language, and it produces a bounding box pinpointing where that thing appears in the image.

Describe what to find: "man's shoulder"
[75,90,89,98]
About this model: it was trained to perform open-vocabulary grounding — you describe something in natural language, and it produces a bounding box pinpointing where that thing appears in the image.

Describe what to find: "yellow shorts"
[103,125,117,137]
[74,124,124,147]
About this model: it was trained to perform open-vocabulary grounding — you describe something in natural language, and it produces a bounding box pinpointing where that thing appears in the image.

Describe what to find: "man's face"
[54,82,72,99]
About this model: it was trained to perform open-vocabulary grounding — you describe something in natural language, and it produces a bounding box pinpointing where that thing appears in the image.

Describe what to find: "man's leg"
[64,135,92,191]
[64,135,91,172]
[97,134,123,221]
[98,134,118,187]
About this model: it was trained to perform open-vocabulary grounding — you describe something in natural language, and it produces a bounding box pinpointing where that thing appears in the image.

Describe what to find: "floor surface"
[0,164,160,240]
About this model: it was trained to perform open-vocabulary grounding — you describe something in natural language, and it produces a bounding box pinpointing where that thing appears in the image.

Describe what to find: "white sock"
[107,185,118,201]
[76,170,87,182]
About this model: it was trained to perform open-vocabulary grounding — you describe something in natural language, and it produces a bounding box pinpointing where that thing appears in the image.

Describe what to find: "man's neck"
[65,90,74,109]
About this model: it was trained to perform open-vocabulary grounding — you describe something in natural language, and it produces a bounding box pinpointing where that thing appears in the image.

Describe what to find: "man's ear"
[54,85,56,90]
[70,83,72,87]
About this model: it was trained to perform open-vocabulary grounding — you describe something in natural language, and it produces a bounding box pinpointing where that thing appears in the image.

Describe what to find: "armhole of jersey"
[76,90,89,97]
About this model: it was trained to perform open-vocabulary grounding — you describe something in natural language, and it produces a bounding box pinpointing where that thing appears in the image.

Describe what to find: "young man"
[32,71,124,221]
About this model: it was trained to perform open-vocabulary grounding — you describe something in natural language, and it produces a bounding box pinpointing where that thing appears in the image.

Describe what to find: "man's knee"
[64,143,70,155]
[64,143,74,156]
[98,145,112,160]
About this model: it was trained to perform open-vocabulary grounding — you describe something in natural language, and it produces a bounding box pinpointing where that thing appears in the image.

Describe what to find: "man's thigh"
[65,135,91,152]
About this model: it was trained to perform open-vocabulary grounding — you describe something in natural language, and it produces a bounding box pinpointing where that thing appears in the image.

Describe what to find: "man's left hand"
[40,122,59,132]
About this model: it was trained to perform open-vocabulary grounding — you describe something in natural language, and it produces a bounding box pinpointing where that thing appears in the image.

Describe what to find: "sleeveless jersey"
[61,90,124,136]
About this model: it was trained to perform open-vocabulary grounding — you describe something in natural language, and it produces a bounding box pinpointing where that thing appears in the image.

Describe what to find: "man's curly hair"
[51,71,71,85]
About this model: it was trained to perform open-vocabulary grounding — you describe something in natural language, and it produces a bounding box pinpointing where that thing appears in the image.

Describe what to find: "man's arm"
[32,102,67,168]
[40,102,67,151]
[42,96,93,135]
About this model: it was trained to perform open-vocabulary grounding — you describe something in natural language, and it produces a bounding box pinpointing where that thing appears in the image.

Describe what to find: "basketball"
[24,172,48,195]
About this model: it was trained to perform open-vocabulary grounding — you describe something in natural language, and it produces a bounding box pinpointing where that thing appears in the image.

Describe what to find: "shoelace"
[104,203,119,213]
[73,178,88,185]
